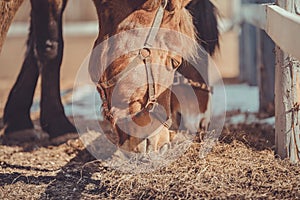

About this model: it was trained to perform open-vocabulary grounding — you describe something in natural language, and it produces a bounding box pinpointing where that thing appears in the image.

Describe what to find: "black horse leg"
[30,0,76,137]
[3,21,39,134]
[4,0,76,138]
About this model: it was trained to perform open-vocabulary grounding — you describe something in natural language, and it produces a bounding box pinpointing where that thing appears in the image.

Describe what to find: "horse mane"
[178,8,199,62]
[141,0,161,11]
[187,0,219,55]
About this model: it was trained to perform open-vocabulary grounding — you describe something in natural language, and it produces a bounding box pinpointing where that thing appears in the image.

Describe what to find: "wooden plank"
[239,1,274,86]
[239,23,257,85]
[275,47,300,162]
[257,30,275,117]
[275,47,289,159]
[255,1,276,118]
[239,0,261,86]
[296,0,300,15]
[241,1,300,161]
[241,4,268,30]
[274,0,300,162]
[266,5,300,61]
[242,4,300,61]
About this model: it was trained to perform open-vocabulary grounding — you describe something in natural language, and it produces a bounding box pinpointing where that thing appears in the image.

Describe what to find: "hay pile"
[1,123,300,199]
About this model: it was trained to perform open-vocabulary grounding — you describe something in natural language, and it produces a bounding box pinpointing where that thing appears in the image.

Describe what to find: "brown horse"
[3,0,218,153]
[171,0,218,135]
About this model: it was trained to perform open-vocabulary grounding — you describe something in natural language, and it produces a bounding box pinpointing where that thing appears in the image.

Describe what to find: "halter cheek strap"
[144,0,168,47]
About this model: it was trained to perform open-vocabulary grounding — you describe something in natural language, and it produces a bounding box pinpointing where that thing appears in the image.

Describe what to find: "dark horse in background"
[3,0,218,152]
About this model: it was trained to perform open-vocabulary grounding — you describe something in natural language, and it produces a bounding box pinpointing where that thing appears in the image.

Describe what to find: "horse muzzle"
[105,102,172,153]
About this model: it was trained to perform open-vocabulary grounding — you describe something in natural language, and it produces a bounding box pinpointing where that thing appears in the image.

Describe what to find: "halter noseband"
[97,0,172,131]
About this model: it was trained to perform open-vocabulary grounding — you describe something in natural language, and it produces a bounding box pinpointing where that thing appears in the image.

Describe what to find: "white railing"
[242,3,300,61]
[236,0,300,162]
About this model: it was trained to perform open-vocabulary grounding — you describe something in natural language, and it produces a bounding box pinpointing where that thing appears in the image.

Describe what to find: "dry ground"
[0,118,300,199]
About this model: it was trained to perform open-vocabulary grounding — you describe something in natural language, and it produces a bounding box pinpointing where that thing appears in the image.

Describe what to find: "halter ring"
[140,48,151,59]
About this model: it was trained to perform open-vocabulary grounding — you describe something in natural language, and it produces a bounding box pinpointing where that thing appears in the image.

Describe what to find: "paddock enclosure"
[1,0,300,199]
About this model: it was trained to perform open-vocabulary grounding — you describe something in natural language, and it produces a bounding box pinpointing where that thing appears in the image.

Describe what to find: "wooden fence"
[236,0,300,162]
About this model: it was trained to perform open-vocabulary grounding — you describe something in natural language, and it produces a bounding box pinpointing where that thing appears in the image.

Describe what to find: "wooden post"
[239,0,275,86]
[239,0,258,86]
[240,0,275,115]
[239,21,257,86]
[275,0,300,162]
[256,0,276,117]
[257,30,275,118]
[0,0,24,54]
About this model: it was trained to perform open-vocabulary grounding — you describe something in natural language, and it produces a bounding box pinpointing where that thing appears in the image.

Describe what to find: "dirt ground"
[1,118,300,199]
[1,34,300,200]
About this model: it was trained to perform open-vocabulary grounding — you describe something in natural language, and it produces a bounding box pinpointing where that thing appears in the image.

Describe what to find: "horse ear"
[142,0,160,11]
[186,0,219,55]
[168,0,191,10]
[182,0,192,8]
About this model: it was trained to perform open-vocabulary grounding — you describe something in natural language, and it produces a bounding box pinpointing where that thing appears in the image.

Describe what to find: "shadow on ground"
[3,118,299,200]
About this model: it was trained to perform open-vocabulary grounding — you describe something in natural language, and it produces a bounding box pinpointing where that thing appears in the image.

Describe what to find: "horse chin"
[120,126,170,154]
[106,107,171,153]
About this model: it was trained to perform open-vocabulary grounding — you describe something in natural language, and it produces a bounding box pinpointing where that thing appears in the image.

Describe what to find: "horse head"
[89,0,198,153]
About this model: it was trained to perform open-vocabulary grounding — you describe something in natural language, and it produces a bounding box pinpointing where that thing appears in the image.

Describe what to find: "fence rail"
[242,3,300,61]
[237,0,300,162]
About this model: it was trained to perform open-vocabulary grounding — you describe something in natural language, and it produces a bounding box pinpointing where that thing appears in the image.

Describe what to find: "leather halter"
[96,0,172,129]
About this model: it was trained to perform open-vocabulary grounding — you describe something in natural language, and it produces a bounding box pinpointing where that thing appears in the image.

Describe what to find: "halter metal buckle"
[146,100,158,112]
[173,72,182,86]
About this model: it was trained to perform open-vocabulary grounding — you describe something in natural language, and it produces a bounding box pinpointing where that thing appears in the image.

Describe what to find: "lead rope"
[173,72,214,93]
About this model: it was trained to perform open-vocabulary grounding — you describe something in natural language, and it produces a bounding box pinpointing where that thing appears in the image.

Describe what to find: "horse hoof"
[50,133,79,146]
[41,116,77,138]
[1,128,49,145]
